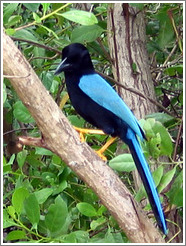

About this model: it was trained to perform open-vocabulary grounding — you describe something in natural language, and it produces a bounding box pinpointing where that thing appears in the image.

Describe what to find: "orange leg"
[74,126,117,161]
[96,137,117,161]
[74,126,105,142]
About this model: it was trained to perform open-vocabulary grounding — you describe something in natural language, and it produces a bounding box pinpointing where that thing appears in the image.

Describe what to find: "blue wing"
[79,74,144,140]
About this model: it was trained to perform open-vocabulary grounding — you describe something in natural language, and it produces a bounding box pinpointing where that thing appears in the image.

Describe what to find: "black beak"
[54,57,70,75]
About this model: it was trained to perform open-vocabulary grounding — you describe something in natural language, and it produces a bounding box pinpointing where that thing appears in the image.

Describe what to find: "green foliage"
[142,118,173,158]
[71,25,104,43]
[13,101,35,123]
[3,2,183,243]
[109,153,136,172]
[12,187,29,215]
[77,202,97,217]
[24,194,40,229]
[45,195,68,235]
[59,10,98,25]
[166,170,183,207]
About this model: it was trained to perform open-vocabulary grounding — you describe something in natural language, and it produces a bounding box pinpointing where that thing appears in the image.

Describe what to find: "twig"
[89,225,108,238]
[14,3,71,31]
[3,127,35,136]
[29,53,59,62]
[155,43,178,82]
[96,37,113,63]
[167,8,183,53]
[18,136,49,150]
[172,116,183,161]
[10,36,61,54]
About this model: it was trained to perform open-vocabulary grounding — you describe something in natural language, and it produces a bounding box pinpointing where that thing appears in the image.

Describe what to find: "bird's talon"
[95,150,107,161]
[79,132,85,142]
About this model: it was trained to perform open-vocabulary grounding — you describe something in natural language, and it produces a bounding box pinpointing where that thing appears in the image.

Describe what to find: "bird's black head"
[55,43,94,75]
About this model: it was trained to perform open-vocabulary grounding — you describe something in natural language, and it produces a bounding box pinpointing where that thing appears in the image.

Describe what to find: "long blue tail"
[124,128,167,234]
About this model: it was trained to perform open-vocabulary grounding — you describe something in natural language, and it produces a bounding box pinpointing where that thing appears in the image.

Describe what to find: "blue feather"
[126,128,167,234]
[79,74,144,140]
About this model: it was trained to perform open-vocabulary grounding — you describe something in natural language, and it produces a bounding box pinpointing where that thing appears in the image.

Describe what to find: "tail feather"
[125,128,167,234]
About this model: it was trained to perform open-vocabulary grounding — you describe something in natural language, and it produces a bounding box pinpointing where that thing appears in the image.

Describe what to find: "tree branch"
[3,31,165,243]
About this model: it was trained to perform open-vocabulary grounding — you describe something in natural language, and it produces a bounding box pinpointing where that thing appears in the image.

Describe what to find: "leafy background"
[3,3,183,243]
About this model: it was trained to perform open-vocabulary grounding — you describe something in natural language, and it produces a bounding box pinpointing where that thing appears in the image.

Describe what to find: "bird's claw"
[95,150,107,161]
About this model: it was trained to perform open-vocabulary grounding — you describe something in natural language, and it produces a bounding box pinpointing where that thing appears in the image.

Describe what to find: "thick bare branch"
[3,31,165,243]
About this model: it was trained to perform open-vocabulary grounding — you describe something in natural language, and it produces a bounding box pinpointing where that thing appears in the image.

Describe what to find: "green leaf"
[6,15,22,27]
[13,101,35,123]
[52,154,62,165]
[12,187,29,215]
[143,118,173,157]
[140,118,155,138]
[52,180,67,195]
[24,194,40,228]
[40,25,59,39]
[149,134,161,159]
[3,83,7,104]
[76,202,97,217]
[41,172,56,184]
[166,171,183,207]
[40,71,53,90]
[145,112,176,126]
[97,205,107,216]
[34,188,53,204]
[6,230,26,241]
[60,10,98,25]
[42,3,51,15]
[71,25,104,43]
[32,46,45,67]
[7,206,16,219]
[179,92,183,106]
[3,209,17,229]
[68,115,85,128]
[33,12,41,23]
[152,165,164,187]
[135,165,164,202]
[3,155,7,165]
[3,3,19,23]
[90,217,107,230]
[109,153,136,172]
[35,147,53,156]
[7,154,15,165]
[62,231,89,243]
[155,6,175,49]
[103,227,116,243]
[13,29,38,41]
[45,195,68,233]
[151,120,173,157]
[23,3,40,12]
[17,150,28,169]
[164,65,183,76]
[26,155,45,168]
[158,166,176,193]
[5,28,16,35]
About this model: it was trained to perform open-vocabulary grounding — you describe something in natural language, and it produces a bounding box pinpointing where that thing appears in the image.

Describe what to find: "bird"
[54,43,167,234]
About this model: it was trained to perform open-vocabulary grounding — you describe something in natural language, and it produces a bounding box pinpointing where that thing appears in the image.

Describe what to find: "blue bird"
[55,43,167,234]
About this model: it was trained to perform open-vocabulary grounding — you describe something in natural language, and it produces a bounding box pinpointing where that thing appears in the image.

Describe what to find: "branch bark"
[107,3,159,190]
[3,31,165,243]
[108,3,157,118]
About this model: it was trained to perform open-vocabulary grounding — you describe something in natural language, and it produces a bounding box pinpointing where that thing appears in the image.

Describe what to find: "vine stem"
[14,3,72,31]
